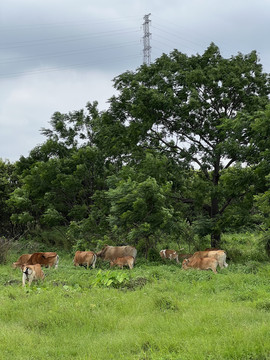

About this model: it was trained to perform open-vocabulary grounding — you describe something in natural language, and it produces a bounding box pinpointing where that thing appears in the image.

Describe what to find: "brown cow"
[159,249,180,263]
[12,254,32,269]
[73,251,97,269]
[21,264,45,286]
[26,252,59,268]
[110,256,135,269]
[182,257,218,273]
[189,250,228,269]
[96,245,137,262]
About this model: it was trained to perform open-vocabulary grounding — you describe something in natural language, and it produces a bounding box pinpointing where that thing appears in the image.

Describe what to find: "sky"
[1,0,270,162]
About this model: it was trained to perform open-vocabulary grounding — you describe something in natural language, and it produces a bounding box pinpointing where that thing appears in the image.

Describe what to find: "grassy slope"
[1,253,270,360]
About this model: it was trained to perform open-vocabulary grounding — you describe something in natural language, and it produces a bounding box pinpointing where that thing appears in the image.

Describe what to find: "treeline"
[1,43,270,255]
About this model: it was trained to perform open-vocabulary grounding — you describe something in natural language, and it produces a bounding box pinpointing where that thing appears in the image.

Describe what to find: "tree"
[0,159,17,237]
[107,171,174,257]
[101,43,269,247]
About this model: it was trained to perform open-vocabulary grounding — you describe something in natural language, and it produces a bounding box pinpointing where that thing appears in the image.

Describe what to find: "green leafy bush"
[91,270,130,288]
[0,237,12,264]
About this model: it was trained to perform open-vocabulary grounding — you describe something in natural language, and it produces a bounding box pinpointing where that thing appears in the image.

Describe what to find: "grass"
[1,247,270,359]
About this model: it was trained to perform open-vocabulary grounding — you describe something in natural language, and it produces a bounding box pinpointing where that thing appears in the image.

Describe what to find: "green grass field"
[1,247,270,360]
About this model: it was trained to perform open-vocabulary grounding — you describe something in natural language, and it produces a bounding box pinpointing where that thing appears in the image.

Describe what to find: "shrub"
[0,237,12,264]
[148,248,161,262]
[91,270,130,288]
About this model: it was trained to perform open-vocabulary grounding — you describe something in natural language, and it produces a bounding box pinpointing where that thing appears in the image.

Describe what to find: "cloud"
[0,0,269,162]
[0,69,116,161]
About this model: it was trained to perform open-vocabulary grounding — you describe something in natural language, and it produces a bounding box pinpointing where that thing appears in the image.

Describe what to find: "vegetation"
[0,43,270,254]
[1,233,270,360]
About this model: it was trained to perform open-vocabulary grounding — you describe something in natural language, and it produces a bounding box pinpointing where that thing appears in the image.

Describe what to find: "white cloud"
[0,69,116,161]
[0,0,269,162]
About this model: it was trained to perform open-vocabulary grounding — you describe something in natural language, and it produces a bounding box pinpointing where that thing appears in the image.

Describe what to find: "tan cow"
[189,250,228,269]
[73,251,97,269]
[12,254,32,269]
[21,264,45,286]
[26,252,59,268]
[96,245,137,262]
[182,257,218,273]
[110,256,135,269]
[159,249,179,263]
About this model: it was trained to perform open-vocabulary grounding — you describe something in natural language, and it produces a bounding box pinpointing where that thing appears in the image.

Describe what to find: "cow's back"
[12,254,32,268]
[102,246,137,261]
[182,257,218,273]
[26,252,58,268]
[74,251,96,268]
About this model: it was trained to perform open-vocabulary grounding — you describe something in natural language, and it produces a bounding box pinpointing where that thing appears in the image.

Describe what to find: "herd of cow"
[11,245,228,286]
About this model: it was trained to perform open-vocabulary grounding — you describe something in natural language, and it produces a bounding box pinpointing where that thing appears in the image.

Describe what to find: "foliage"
[1,44,270,252]
[1,249,270,359]
[101,43,269,246]
[0,237,12,264]
[0,160,18,237]
[91,269,130,288]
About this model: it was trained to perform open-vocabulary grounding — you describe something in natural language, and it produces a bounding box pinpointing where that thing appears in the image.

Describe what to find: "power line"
[0,28,140,50]
[0,41,139,65]
[0,54,142,79]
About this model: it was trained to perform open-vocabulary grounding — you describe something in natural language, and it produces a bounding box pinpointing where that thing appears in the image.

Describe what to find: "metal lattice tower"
[142,13,151,65]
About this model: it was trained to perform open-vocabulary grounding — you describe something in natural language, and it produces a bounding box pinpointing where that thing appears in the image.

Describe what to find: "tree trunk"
[210,160,221,248]
[211,232,221,248]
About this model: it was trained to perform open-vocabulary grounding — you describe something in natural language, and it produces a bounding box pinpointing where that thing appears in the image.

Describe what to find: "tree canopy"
[1,43,270,252]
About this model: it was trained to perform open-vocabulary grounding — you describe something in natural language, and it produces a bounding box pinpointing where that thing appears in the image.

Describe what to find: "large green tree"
[98,43,269,247]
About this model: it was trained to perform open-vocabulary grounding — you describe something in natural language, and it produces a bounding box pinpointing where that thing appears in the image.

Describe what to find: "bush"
[148,248,161,262]
[0,237,12,264]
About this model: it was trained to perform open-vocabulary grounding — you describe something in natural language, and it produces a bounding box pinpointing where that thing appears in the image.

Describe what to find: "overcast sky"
[1,0,269,162]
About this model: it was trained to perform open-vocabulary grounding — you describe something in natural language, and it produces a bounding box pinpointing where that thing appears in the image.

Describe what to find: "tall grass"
[1,248,270,359]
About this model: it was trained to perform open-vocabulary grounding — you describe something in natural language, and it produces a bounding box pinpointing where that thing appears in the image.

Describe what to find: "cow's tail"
[92,253,97,269]
[55,255,59,269]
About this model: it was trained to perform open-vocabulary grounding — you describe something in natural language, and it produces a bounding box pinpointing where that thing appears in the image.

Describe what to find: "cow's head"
[182,258,190,269]
[21,265,32,275]
[96,245,108,258]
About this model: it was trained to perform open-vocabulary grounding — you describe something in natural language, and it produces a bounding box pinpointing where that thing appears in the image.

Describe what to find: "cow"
[182,257,218,273]
[26,252,59,269]
[73,251,97,269]
[96,245,137,262]
[12,254,32,269]
[110,256,135,269]
[189,250,228,269]
[21,264,45,286]
[159,249,179,263]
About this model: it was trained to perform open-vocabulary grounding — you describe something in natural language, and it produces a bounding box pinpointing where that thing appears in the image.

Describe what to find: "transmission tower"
[142,13,151,65]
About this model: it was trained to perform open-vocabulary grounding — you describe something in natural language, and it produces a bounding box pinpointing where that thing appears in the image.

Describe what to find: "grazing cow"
[190,250,228,269]
[159,249,179,263]
[21,264,45,286]
[110,256,135,269]
[182,257,218,273]
[73,251,97,269]
[26,252,59,268]
[96,245,137,262]
[12,254,32,269]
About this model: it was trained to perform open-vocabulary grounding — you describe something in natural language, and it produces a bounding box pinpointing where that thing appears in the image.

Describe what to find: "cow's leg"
[22,273,26,287]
